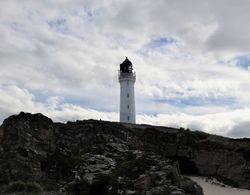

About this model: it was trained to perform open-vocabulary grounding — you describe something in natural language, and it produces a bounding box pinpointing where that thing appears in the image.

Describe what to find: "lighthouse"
[119,57,136,123]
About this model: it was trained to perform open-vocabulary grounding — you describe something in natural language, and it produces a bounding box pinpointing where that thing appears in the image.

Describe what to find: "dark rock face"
[127,125,250,189]
[0,112,55,185]
[0,112,249,194]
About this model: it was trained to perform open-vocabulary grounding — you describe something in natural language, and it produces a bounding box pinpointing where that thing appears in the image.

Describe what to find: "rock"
[146,186,166,195]
[0,112,55,184]
[178,177,203,195]
[134,174,151,190]
[170,190,185,195]
[128,124,250,189]
[0,112,249,193]
[0,127,3,142]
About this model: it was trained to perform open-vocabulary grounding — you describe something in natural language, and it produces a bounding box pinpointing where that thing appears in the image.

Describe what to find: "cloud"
[205,0,250,52]
[0,86,117,123]
[0,1,250,137]
[1,84,250,138]
[0,85,249,138]
[228,121,250,138]
[137,108,250,137]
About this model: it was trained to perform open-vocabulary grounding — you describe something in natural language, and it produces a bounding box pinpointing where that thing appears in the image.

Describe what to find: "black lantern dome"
[120,57,133,73]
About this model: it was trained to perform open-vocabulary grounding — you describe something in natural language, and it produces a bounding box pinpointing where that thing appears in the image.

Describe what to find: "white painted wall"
[119,73,136,123]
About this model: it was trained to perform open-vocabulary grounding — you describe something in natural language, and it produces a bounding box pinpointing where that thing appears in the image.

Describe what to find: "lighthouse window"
[127,104,129,109]
[127,93,129,98]
[128,116,129,121]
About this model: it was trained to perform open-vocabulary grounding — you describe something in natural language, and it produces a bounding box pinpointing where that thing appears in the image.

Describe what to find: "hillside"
[0,112,250,194]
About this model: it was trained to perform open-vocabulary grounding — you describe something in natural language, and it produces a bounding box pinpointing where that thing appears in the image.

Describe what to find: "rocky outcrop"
[0,112,55,185]
[0,113,203,195]
[126,124,250,189]
[0,112,249,193]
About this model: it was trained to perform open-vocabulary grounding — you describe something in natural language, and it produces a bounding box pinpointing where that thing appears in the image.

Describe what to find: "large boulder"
[0,112,55,184]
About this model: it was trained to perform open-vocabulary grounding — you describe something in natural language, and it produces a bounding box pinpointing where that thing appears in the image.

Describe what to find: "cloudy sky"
[0,0,250,138]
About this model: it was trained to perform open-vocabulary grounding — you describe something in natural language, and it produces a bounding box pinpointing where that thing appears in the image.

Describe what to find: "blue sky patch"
[233,55,250,70]
[138,36,176,55]
[223,54,250,70]
[156,96,237,107]
[148,37,176,48]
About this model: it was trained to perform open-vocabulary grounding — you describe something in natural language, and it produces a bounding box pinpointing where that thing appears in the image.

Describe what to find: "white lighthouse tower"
[119,57,136,123]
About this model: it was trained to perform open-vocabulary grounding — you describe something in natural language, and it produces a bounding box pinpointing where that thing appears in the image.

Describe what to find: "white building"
[118,57,136,123]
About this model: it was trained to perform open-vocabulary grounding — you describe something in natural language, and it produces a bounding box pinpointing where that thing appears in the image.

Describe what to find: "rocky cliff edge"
[0,112,249,194]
